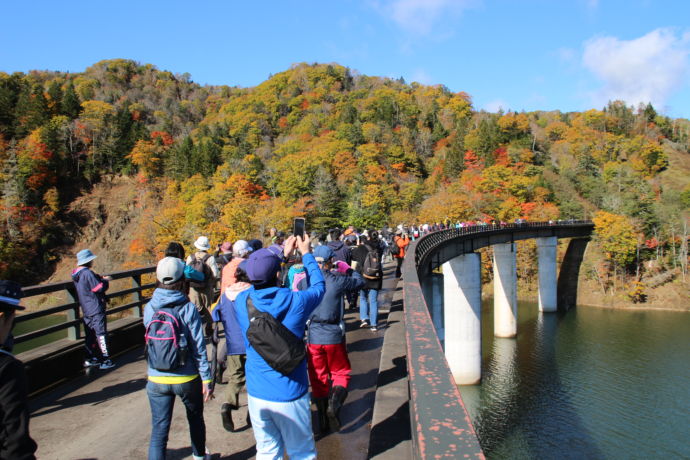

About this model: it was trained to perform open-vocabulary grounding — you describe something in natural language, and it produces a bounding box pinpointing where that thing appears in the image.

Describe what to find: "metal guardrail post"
[132,274,142,318]
[64,286,81,340]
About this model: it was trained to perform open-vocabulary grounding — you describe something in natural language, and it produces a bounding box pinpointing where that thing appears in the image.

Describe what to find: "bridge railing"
[402,239,485,459]
[15,266,156,347]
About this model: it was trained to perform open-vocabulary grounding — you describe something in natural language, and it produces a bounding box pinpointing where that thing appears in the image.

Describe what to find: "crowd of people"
[0,223,426,459]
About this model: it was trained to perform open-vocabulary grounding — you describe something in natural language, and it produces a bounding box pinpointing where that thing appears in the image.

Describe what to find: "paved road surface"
[30,266,398,460]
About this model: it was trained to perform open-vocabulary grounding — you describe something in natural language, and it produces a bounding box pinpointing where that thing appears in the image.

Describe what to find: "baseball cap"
[0,280,25,311]
[156,257,185,285]
[246,248,282,285]
[313,245,335,263]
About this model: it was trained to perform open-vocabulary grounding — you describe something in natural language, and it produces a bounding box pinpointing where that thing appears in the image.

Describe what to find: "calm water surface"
[457,301,690,460]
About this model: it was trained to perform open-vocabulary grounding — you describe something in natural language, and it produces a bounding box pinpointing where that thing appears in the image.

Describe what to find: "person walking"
[0,281,38,460]
[233,235,325,460]
[305,246,364,434]
[393,230,410,279]
[186,236,219,336]
[352,232,385,332]
[71,249,114,369]
[213,261,252,432]
[144,257,213,460]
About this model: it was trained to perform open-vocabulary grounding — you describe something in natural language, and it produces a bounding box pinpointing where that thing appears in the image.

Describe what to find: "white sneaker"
[192,447,211,460]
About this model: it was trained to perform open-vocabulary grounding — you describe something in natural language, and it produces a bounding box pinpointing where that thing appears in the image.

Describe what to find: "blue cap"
[313,245,335,262]
[76,249,97,266]
[246,248,282,285]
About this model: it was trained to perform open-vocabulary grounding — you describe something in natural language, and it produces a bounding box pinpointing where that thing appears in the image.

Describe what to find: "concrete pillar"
[422,273,444,342]
[493,243,517,338]
[443,253,482,385]
[536,237,558,312]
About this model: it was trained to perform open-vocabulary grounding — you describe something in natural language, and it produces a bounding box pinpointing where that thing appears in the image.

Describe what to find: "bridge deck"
[29,266,399,460]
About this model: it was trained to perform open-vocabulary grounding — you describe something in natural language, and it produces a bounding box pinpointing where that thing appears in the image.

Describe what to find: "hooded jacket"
[0,350,37,460]
[71,267,109,317]
[144,288,211,384]
[307,269,364,345]
[327,240,352,264]
[233,253,325,402]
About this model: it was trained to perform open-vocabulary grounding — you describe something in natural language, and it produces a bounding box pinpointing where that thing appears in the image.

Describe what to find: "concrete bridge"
[16,221,593,459]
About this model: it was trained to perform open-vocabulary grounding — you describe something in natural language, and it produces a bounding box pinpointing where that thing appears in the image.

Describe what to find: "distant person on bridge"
[186,236,220,337]
[352,231,385,332]
[71,249,114,370]
[393,230,410,279]
[0,281,38,460]
[233,235,325,460]
[145,257,213,460]
[303,245,364,434]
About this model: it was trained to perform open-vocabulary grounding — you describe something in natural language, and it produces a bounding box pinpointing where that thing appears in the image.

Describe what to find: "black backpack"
[362,246,383,279]
[245,296,306,376]
[390,239,401,256]
[188,253,212,289]
[145,299,189,371]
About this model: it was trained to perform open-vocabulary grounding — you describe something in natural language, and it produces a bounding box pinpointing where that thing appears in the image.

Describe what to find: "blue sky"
[2,0,690,118]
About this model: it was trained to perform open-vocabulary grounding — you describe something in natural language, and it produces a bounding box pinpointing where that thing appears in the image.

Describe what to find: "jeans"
[147,378,206,460]
[248,392,316,460]
[359,289,379,327]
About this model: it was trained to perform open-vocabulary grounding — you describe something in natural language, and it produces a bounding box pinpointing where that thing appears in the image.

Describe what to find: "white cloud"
[375,0,479,36]
[582,28,690,109]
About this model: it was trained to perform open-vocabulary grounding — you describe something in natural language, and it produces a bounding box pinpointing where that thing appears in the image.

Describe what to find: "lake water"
[457,301,690,459]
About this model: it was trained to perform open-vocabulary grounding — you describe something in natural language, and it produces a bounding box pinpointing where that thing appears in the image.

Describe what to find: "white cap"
[156,257,185,285]
[194,236,211,251]
[233,239,252,257]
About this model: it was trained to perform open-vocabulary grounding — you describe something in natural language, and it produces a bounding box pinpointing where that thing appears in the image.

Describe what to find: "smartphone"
[293,217,305,239]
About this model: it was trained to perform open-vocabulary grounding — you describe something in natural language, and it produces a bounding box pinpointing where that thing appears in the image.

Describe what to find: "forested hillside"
[1,60,688,303]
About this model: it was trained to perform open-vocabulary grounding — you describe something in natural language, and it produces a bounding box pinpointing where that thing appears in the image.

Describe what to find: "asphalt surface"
[29,265,398,459]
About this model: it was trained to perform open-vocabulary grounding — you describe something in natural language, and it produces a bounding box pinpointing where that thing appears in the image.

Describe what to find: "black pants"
[395,257,404,278]
[83,314,109,361]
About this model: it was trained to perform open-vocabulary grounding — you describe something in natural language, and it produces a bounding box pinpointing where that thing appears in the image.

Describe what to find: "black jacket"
[0,350,37,460]
[352,240,384,290]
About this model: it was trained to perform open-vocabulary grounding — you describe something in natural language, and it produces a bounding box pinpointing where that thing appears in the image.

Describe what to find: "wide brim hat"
[76,249,97,266]
[194,236,211,251]
[0,280,25,311]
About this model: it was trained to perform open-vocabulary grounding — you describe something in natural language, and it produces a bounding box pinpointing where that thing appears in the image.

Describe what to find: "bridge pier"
[536,237,558,312]
[442,253,482,385]
[493,243,518,338]
[557,237,591,311]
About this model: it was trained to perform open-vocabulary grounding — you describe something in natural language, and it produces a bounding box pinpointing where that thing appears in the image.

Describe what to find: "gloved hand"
[335,260,351,274]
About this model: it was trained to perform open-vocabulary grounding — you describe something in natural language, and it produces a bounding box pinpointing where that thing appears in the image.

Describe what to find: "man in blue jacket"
[71,249,114,370]
[234,235,325,460]
[305,245,364,434]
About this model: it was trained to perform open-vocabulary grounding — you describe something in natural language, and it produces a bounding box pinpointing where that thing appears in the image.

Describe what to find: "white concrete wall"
[443,253,482,385]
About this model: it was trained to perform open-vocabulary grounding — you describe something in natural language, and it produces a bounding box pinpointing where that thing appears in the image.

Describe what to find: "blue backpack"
[145,299,189,371]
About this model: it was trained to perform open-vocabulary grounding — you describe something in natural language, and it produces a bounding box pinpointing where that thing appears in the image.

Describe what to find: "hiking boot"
[327,386,348,432]
[221,403,234,432]
[359,320,369,328]
[99,359,115,370]
[314,397,329,436]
